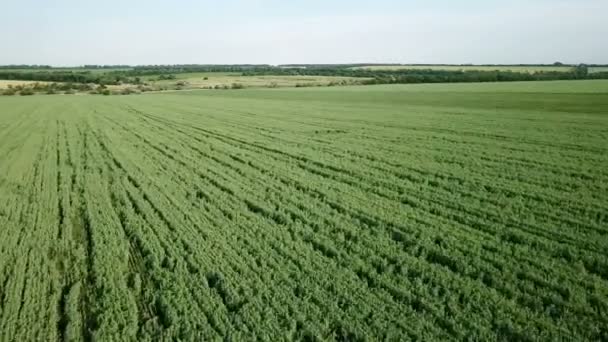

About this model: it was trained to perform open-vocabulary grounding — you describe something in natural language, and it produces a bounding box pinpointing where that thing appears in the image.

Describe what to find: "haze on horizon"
[1,0,606,66]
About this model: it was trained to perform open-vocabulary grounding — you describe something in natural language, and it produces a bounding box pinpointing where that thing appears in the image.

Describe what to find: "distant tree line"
[0,65,53,69]
[1,64,607,87]
[128,64,274,75]
[1,82,98,96]
[0,71,140,85]
[244,65,608,84]
[0,65,131,70]
[1,82,163,96]
[83,65,131,69]
[277,63,608,69]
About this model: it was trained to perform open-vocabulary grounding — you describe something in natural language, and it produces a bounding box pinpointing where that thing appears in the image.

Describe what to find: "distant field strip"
[590,67,608,74]
[350,65,575,73]
[0,80,54,89]
[0,81,607,340]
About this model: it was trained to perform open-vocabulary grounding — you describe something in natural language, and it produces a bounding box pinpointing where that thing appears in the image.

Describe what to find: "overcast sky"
[1,0,606,66]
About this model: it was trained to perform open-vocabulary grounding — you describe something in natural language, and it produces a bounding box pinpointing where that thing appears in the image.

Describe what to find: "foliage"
[0,70,137,85]
[157,74,176,80]
[243,67,607,84]
[231,83,245,89]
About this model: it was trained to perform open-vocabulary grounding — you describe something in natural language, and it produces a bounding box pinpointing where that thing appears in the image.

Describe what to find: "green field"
[590,67,608,74]
[351,65,575,73]
[0,80,607,340]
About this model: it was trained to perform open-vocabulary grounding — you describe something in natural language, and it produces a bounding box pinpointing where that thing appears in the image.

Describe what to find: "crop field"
[350,65,575,73]
[0,80,54,89]
[147,73,369,89]
[590,67,608,74]
[0,80,607,341]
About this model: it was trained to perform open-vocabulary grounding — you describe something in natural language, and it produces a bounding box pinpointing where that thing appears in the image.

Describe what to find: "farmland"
[0,80,607,340]
[350,65,576,73]
[146,73,369,90]
[0,80,54,89]
[590,67,608,74]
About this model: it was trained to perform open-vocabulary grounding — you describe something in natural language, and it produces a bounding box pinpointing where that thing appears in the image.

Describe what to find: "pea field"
[0,80,607,341]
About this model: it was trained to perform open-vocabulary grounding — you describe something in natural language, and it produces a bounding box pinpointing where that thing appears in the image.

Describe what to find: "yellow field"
[0,80,53,89]
[150,74,369,89]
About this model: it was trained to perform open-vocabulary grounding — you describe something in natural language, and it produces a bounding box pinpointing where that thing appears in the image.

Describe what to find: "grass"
[0,80,607,340]
[350,65,576,73]
[589,67,608,74]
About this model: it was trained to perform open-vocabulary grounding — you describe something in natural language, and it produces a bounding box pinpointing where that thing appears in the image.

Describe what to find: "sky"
[1,0,606,66]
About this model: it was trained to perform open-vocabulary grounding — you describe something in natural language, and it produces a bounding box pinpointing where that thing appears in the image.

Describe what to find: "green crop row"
[0,80,607,341]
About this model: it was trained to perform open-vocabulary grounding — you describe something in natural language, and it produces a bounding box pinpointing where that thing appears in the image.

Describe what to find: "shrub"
[20,89,35,96]
[137,85,153,92]
[231,83,244,89]
[158,74,176,80]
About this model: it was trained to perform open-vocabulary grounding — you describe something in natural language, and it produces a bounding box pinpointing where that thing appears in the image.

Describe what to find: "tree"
[574,64,588,78]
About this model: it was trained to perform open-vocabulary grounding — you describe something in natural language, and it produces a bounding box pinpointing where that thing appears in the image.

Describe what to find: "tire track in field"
[157,98,608,179]
[0,120,46,338]
[87,126,167,335]
[189,107,608,218]
[120,103,608,338]
[88,124,228,337]
[3,118,52,339]
[221,120,608,223]
[134,107,600,270]
[135,107,592,264]
[66,122,98,341]
[119,107,570,336]
[132,106,608,328]
[107,109,440,338]
[54,119,72,342]
[347,150,608,228]
[307,132,608,201]
[253,129,608,249]
[400,125,608,154]
[56,120,66,239]
[125,130,551,340]
[139,109,608,263]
